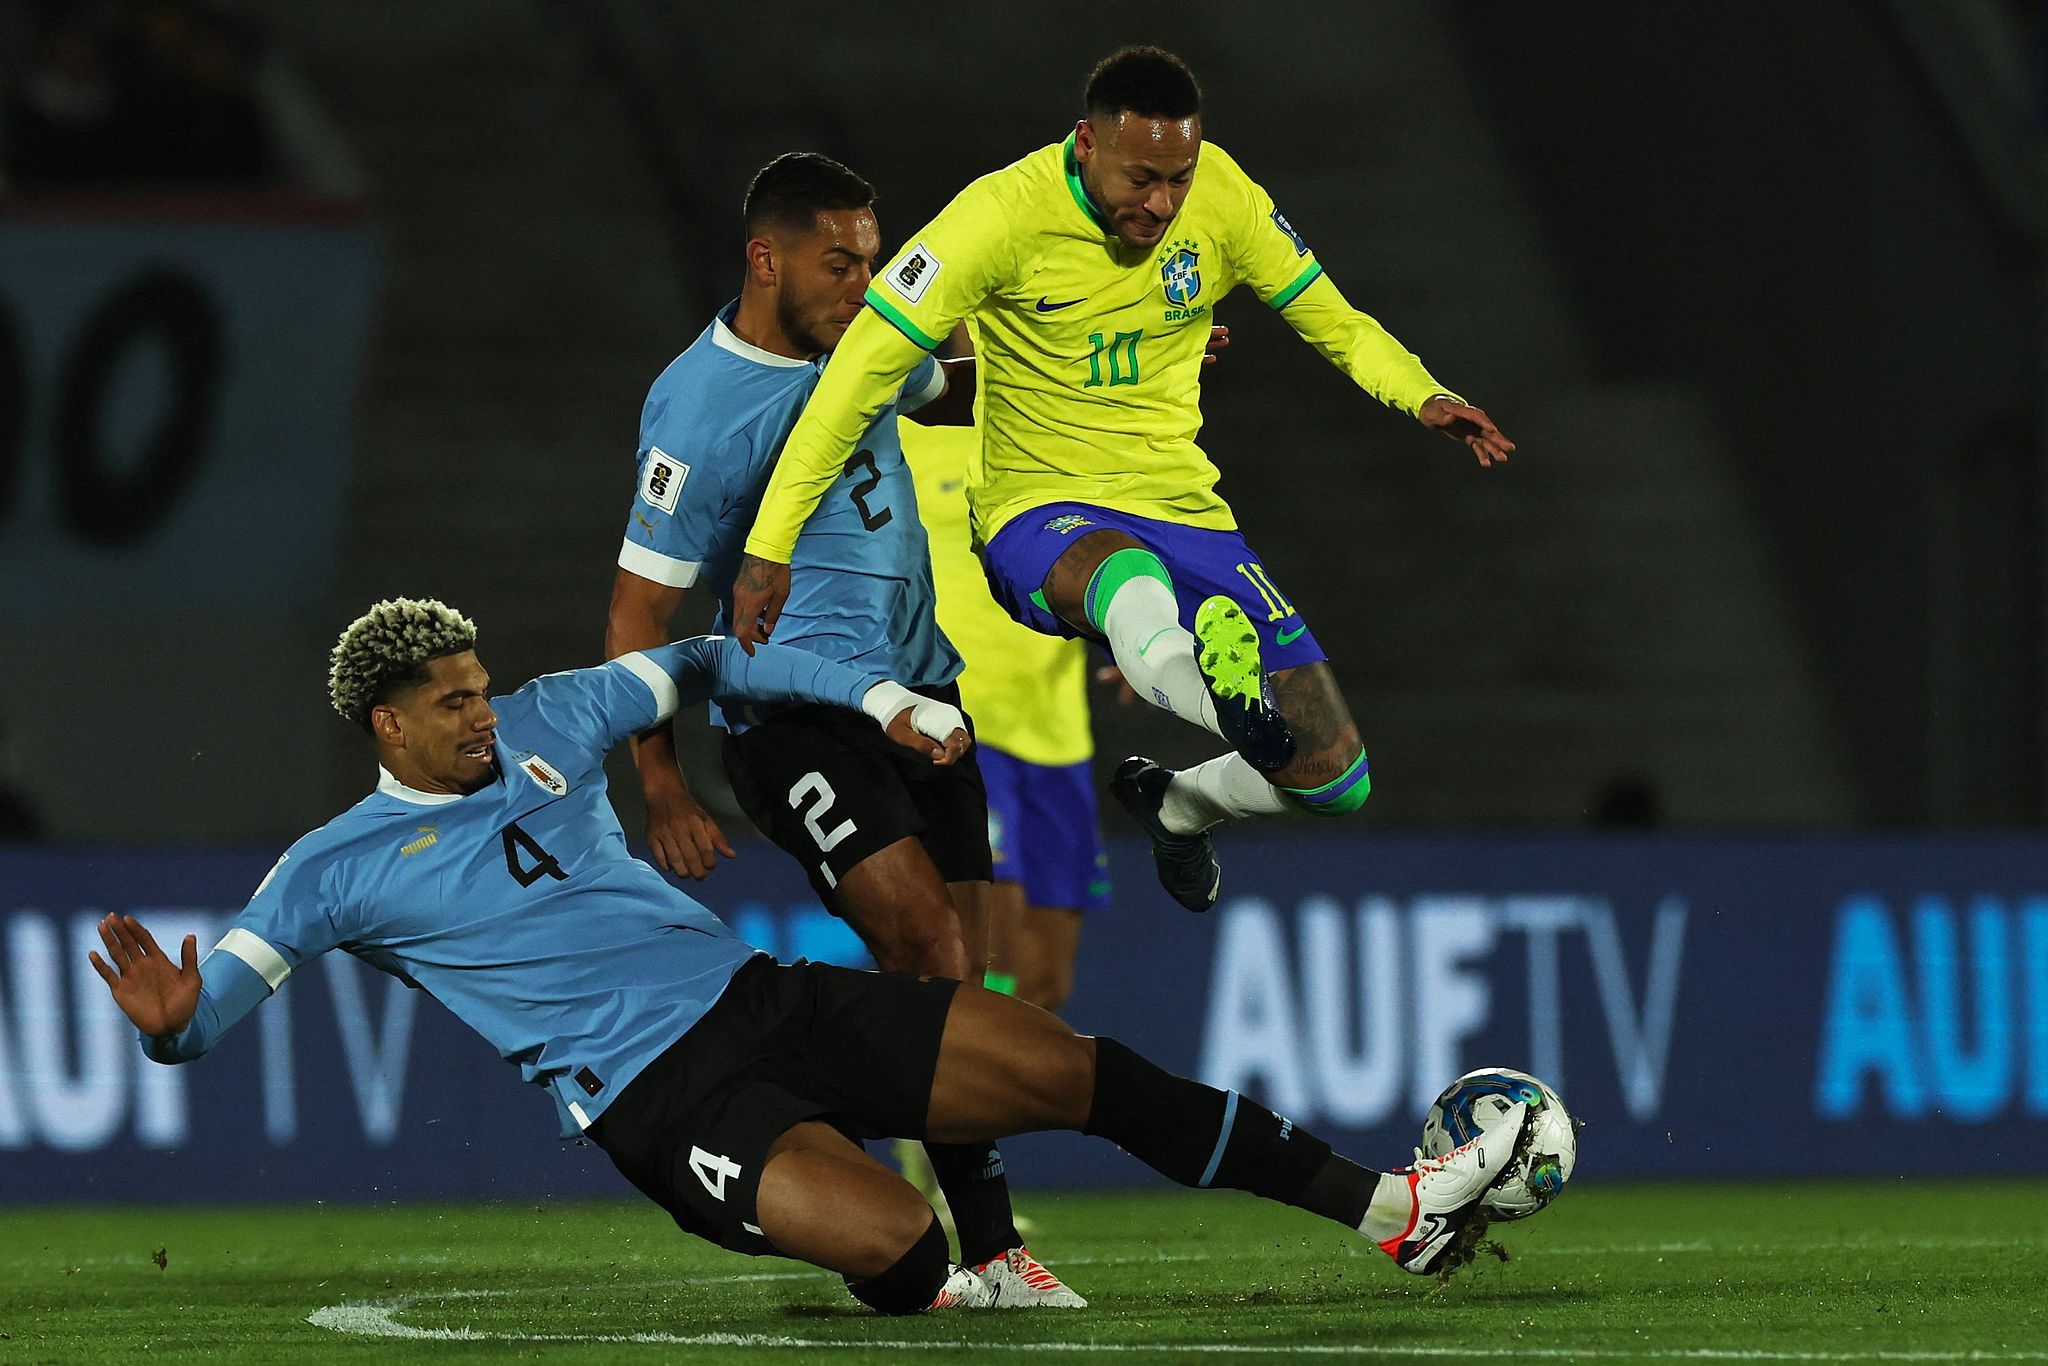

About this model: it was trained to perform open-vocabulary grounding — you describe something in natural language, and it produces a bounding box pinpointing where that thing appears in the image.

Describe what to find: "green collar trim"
[1062,133,1114,235]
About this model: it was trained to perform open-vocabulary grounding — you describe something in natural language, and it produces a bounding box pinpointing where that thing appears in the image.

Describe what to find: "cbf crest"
[1160,241,1202,306]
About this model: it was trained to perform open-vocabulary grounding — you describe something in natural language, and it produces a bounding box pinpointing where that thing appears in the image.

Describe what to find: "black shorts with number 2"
[720,681,993,905]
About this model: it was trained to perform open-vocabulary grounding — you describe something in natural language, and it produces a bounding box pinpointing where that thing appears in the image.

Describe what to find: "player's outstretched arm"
[606,567,736,880]
[1274,273,1517,462]
[638,636,971,765]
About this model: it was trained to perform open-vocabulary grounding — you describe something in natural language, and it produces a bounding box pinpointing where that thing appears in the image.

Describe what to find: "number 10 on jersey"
[1085,331,1142,388]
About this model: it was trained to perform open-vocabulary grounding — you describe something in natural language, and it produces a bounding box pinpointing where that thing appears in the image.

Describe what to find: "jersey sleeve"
[744,180,1017,563]
[500,658,670,762]
[510,638,893,761]
[617,421,749,590]
[622,636,890,718]
[1213,144,1329,314]
[1215,146,1459,417]
[1276,274,1461,417]
[142,847,346,1063]
[863,177,1017,351]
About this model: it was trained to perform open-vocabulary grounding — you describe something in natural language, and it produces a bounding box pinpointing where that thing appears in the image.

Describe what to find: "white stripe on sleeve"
[615,650,681,724]
[568,1100,592,1130]
[215,927,292,990]
[900,355,948,413]
[617,538,701,588]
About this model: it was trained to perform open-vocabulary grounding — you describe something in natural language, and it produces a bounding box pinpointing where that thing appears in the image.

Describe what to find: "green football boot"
[1193,596,1295,774]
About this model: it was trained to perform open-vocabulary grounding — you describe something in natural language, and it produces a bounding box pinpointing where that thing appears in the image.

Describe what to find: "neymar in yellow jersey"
[734,47,1515,913]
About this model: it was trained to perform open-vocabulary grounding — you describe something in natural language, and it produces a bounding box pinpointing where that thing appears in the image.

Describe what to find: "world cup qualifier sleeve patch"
[640,448,688,514]
[1270,208,1309,256]
[883,242,942,305]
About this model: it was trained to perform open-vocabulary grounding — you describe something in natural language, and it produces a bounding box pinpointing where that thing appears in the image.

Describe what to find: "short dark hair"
[1084,46,1201,122]
[743,152,875,239]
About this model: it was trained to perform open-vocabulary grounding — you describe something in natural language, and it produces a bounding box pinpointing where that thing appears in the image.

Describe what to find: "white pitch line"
[302,1301,2048,1362]
[307,1249,2048,1360]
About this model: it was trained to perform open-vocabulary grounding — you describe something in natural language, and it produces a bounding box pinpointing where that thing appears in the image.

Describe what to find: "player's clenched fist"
[731,554,791,653]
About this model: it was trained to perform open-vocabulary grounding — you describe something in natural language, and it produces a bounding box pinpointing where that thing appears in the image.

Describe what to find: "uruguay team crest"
[1160,246,1202,306]
[518,753,568,797]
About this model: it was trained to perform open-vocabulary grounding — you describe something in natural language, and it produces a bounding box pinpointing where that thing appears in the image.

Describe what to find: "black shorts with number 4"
[721,681,993,905]
[589,955,959,1256]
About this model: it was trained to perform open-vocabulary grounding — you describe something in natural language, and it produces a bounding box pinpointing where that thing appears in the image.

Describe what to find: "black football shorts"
[721,682,993,905]
[588,955,960,1256]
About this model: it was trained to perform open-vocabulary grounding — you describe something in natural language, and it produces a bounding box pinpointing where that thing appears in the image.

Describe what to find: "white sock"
[1358,1171,1418,1242]
[1160,753,1289,835]
[1102,576,1221,737]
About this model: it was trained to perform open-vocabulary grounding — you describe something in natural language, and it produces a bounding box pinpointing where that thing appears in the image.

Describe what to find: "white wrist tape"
[861,681,918,726]
[905,697,966,743]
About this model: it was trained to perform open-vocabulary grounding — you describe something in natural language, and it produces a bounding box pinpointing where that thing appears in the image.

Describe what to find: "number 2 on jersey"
[845,449,893,531]
[788,772,856,852]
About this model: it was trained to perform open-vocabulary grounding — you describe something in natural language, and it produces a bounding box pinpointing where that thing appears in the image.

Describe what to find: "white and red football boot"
[969,1246,1088,1308]
[1378,1101,1531,1278]
[927,1263,999,1310]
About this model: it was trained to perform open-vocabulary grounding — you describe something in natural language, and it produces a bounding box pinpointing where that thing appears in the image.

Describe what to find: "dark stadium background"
[3,0,2046,1206]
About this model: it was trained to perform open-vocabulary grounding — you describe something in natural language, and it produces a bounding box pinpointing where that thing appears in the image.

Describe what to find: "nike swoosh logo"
[1276,624,1306,645]
[1035,296,1085,312]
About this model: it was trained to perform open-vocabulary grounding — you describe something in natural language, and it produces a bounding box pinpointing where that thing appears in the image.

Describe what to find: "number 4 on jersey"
[502,822,568,887]
[689,1145,742,1201]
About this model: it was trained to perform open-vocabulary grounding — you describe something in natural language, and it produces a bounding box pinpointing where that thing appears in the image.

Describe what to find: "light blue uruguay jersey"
[142,637,890,1138]
[616,301,962,731]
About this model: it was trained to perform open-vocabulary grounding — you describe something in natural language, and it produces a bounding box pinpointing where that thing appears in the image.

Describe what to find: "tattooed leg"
[1265,663,1372,816]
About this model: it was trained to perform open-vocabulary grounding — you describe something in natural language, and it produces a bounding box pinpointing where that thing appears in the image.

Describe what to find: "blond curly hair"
[328,598,478,728]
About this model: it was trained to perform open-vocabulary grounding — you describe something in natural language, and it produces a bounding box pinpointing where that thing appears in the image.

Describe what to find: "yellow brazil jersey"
[746,134,1458,563]
[900,419,1093,767]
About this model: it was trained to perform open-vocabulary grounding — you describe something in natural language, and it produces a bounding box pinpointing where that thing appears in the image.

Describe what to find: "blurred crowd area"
[0,0,277,190]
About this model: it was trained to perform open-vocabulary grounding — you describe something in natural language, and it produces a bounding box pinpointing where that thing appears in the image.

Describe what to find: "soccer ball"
[1420,1067,1579,1220]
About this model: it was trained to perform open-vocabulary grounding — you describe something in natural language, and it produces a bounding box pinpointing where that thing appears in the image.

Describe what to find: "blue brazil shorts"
[979,501,1329,673]
[980,744,1111,912]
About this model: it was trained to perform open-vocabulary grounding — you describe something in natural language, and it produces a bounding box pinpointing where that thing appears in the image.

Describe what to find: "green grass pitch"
[8,1180,2046,1362]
